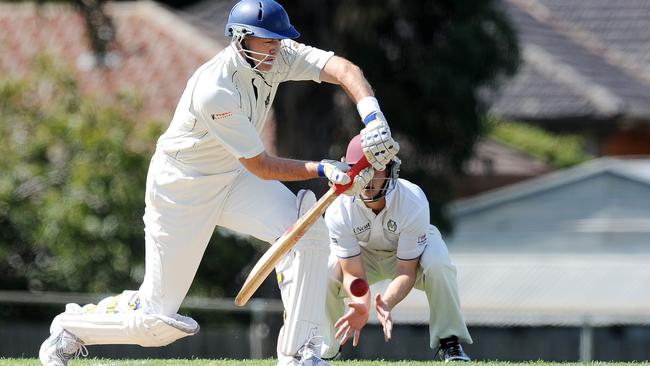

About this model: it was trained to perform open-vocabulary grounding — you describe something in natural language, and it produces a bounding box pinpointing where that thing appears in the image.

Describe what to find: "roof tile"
[491,0,650,122]
[0,1,224,121]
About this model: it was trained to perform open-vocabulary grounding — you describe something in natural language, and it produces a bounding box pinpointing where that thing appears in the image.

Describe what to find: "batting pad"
[276,189,330,355]
[53,291,199,347]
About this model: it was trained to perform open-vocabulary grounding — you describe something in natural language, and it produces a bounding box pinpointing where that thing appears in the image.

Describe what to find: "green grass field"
[2,361,649,366]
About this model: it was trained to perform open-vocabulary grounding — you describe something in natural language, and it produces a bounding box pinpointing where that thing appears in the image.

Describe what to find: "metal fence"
[2,290,650,361]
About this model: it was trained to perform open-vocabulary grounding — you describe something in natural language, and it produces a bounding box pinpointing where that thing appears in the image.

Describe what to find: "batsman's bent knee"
[293,189,329,248]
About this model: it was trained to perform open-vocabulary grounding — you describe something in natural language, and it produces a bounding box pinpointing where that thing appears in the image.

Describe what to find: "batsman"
[38,1,397,365]
[321,136,473,362]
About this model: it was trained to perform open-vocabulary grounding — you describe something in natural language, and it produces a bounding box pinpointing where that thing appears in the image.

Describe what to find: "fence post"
[249,301,270,359]
[579,318,593,362]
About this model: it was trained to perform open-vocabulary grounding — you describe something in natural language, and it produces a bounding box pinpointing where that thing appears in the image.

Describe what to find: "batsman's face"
[360,168,388,200]
[243,37,280,72]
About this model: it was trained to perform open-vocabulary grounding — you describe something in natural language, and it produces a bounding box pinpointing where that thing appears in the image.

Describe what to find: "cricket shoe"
[438,336,470,362]
[277,348,331,366]
[297,336,331,366]
[277,352,300,366]
[39,328,88,366]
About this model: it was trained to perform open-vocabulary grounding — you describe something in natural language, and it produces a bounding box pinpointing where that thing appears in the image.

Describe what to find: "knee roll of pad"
[294,189,329,247]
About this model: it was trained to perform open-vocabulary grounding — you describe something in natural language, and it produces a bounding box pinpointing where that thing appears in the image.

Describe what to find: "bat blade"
[234,188,337,306]
[234,156,369,306]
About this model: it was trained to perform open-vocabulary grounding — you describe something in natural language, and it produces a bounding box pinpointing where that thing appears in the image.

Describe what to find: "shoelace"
[299,335,324,360]
[443,343,465,358]
[75,344,89,358]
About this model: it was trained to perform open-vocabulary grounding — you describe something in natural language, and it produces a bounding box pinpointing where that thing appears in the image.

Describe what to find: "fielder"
[320,135,472,362]
[38,0,397,365]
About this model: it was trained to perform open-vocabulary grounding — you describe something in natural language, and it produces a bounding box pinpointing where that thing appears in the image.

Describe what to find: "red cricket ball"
[350,278,369,297]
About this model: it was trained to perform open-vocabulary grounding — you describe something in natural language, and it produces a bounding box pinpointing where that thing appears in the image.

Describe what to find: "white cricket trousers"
[322,225,473,358]
[139,152,298,315]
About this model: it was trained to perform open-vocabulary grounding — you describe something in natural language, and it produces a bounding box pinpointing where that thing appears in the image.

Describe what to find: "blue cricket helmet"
[225,0,300,40]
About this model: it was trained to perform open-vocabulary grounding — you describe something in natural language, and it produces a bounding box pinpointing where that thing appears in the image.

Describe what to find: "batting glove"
[343,166,374,196]
[360,111,400,171]
[318,159,351,185]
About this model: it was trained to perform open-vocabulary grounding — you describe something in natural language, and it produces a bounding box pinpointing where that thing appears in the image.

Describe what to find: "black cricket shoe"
[438,336,471,362]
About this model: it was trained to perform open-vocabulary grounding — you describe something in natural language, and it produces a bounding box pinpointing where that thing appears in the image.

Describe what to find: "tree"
[2,0,520,297]
[277,0,520,231]
[489,119,590,168]
[41,0,519,231]
[0,55,259,297]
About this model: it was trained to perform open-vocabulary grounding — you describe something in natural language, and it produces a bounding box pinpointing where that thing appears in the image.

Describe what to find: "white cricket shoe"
[297,337,331,366]
[39,329,88,366]
[277,336,331,366]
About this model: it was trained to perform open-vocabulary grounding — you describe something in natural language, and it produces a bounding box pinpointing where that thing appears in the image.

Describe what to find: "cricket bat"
[234,156,370,306]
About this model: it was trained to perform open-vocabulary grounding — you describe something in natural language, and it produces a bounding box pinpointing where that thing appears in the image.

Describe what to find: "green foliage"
[0,55,156,292]
[488,119,590,168]
[336,0,520,231]
[0,55,259,297]
[332,0,520,168]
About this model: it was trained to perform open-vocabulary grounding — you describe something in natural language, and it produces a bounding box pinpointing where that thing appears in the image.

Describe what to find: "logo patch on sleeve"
[353,222,371,235]
[211,111,232,120]
[417,234,427,244]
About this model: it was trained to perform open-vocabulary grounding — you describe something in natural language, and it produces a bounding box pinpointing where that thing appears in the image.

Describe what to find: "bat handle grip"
[333,156,370,195]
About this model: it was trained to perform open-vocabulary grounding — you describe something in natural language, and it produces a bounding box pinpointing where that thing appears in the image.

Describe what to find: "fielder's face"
[360,168,388,201]
[242,37,280,72]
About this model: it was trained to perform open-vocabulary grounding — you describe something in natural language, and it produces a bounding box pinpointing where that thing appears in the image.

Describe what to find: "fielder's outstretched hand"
[375,293,393,342]
[360,112,400,171]
[334,302,369,347]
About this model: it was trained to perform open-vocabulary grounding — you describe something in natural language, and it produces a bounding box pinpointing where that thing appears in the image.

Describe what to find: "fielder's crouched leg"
[417,226,472,353]
[39,290,199,366]
[276,189,331,366]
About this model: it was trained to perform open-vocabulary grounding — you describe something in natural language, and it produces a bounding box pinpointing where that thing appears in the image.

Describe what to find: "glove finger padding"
[318,159,351,185]
[343,167,374,196]
[363,138,400,171]
[360,112,400,170]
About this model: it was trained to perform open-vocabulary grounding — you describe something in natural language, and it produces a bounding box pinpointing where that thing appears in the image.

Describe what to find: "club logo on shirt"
[387,219,397,233]
[211,111,232,120]
[353,222,371,235]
